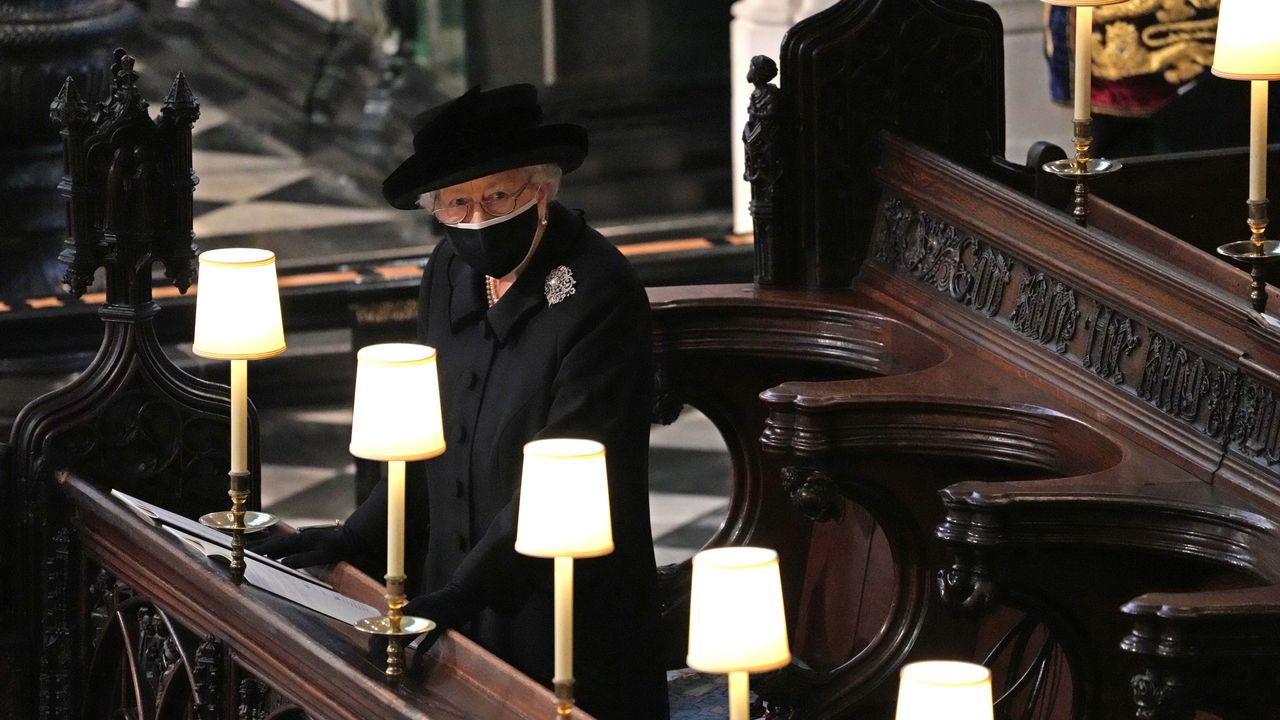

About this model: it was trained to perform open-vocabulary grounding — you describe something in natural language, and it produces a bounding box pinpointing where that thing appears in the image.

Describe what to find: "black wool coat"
[348,202,669,719]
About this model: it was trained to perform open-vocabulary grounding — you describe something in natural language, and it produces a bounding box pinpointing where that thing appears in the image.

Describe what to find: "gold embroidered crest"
[1090,0,1218,85]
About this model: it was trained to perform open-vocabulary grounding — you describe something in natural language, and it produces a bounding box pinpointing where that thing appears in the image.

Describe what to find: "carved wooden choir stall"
[7,0,1280,718]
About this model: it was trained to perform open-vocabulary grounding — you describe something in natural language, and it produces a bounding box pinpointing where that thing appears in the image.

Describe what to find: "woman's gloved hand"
[250,525,356,568]
[401,583,475,670]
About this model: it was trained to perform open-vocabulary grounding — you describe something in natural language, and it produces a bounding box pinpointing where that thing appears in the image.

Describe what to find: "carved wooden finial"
[162,71,200,123]
[99,48,149,125]
[54,48,200,301]
[49,77,89,129]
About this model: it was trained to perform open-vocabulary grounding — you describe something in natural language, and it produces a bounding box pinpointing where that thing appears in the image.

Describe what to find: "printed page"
[163,528,378,626]
[110,488,333,588]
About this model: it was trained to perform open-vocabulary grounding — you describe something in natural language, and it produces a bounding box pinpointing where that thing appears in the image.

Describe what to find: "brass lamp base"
[353,615,435,636]
[1217,240,1280,314]
[198,510,278,531]
[1042,118,1122,227]
[1042,157,1122,228]
[354,574,434,683]
[1042,157,1122,178]
[554,678,575,718]
[200,470,274,583]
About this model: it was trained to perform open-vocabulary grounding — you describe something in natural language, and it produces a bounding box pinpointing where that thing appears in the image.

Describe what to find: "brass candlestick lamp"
[1211,0,1280,313]
[895,661,994,720]
[1041,0,1127,226]
[686,546,791,720]
[514,439,616,718]
[192,248,287,582]
[348,343,446,682]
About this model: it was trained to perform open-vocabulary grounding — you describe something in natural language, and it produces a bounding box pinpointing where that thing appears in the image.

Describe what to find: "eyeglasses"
[431,182,531,225]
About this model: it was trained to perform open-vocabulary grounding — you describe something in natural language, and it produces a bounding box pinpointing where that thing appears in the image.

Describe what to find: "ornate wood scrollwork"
[872,187,1280,476]
[137,607,182,704]
[1130,668,1193,720]
[873,197,1015,317]
[1230,377,1280,465]
[781,466,844,523]
[1010,271,1079,354]
[1139,333,1237,432]
[238,677,270,720]
[192,636,224,720]
[936,549,996,615]
[1083,304,1141,385]
[40,525,75,720]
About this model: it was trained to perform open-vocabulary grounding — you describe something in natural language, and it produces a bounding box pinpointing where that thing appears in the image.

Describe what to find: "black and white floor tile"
[185,97,434,266]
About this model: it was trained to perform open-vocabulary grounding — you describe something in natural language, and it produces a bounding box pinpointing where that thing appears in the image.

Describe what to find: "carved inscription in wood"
[870,192,1280,468]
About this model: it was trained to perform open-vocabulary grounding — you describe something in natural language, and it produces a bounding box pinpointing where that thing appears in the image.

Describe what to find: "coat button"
[452,426,468,444]
[455,480,465,498]
[463,370,477,389]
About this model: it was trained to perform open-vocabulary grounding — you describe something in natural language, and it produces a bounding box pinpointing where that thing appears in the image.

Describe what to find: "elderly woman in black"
[257,85,669,719]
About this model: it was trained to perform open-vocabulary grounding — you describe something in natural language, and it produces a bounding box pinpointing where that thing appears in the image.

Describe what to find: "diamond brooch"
[544,265,576,305]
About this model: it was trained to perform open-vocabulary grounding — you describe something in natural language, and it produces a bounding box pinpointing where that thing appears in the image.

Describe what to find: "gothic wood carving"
[780,466,845,523]
[192,636,225,720]
[868,188,1280,471]
[1083,304,1141,385]
[0,1,139,303]
[1010,272,1079,355]
[774,0,1005,288]
[744,55,790,286]
[4,49,259,720]
[1130,668,1193,720]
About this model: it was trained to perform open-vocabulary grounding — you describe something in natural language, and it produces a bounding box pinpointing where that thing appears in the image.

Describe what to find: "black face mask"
[442,199,542,278]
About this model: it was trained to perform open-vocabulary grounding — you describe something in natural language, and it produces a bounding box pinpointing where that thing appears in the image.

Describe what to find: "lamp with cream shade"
[1040,0,1127,226]
[895,660,994,720]
[192,247,287,582]
[515,438,615,718]
[1212,0,1280,313]
[686,546,791,720]
[348,343,446,681]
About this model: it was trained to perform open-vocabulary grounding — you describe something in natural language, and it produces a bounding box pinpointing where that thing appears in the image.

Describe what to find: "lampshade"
[192,248,286,360]
[349,343,446,461]
[1039,0,1127,7]
[1213,0,1280,80]
[514,439,614,558]
[895,661,994,720]
[686,546,791,674]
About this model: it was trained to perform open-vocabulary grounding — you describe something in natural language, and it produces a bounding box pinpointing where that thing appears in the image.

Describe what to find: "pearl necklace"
[485,275,499,307]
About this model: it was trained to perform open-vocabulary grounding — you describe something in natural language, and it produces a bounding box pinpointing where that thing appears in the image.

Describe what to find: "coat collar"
[446,202,584,343]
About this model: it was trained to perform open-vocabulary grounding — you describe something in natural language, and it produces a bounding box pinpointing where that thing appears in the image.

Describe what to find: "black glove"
[250,525,355,568]
[401,583,475,670]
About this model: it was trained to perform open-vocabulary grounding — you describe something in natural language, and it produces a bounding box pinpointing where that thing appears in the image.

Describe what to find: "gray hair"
[416,163,563,212]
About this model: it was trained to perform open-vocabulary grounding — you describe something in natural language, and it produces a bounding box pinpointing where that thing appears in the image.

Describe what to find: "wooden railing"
[60,472,592,720]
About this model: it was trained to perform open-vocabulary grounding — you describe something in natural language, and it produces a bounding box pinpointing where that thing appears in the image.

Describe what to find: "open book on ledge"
[110,488,378,626]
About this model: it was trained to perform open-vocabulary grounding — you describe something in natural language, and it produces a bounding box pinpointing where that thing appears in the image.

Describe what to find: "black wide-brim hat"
[382,84,588,210]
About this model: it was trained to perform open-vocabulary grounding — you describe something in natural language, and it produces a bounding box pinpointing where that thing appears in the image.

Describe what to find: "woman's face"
[436,169,543,224]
